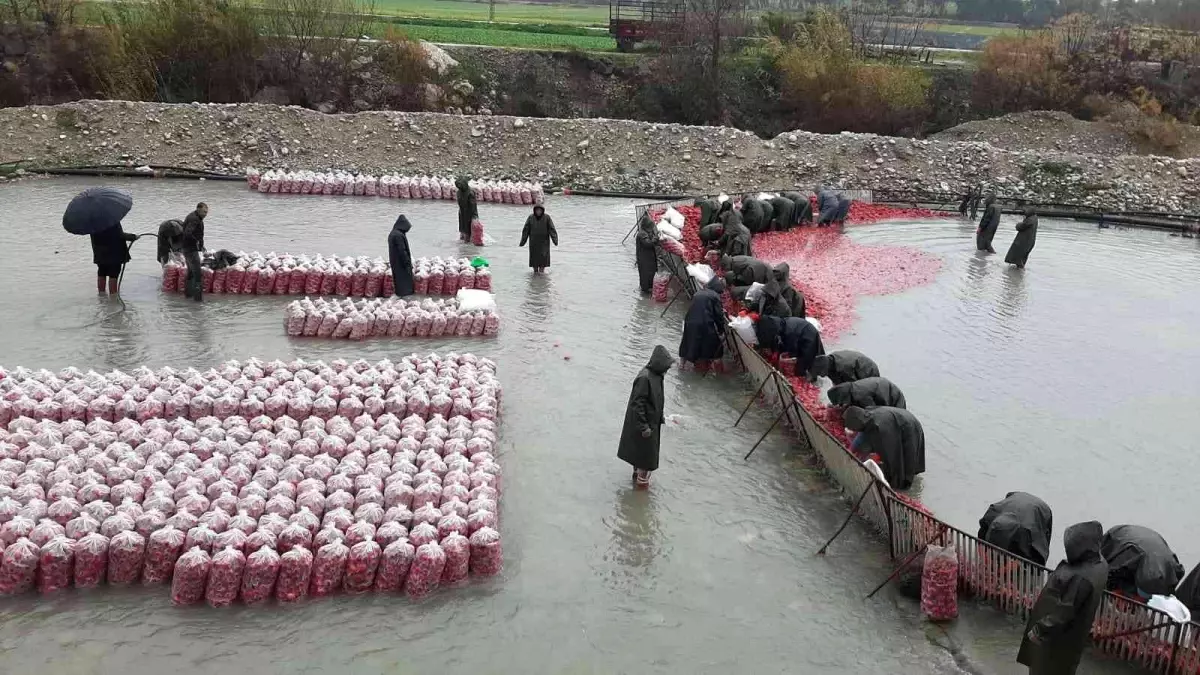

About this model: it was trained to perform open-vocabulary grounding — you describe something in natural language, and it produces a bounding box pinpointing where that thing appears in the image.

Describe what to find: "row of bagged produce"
[246,170,545,205]
[162,253,492,298]
[0,354,500,431]
[0,354,503,604]
[285,295,500,340]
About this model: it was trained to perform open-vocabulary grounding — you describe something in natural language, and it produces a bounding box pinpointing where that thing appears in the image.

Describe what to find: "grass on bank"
[377,22,616,49]
[370,0,608,26]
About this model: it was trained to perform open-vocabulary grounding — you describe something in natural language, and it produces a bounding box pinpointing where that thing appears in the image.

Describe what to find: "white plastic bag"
[686,264,714,286]
[656,222,682,241]
[455,289,497,314]
[744,282,765,304]
[729,316,757,345]
[661,206,685,230]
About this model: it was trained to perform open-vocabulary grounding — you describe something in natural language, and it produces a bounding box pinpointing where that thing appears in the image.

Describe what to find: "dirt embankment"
[2,101,1198,211]
[934,110,1200,159]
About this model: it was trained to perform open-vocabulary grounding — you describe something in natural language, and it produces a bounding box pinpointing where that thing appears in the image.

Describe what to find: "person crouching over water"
[618,345,673,488]
[520,204,558,275]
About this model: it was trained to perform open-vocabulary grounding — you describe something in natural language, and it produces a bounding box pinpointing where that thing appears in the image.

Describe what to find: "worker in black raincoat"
[817,188,840,227]
[768,196,796,232]
[456,177,477,243]
[181,202,207,301]
[1100,524,1186,597]
[1177,562,1200,613]
[741,198,768,234]
[754,279,791,320]
[834,195,852,225]
[1017,521,1109,675]
[755,316,823,376]
[91,223,138,295]
[699,222,724,248]
[978,491,1054,565]
[156,219,183,265]
[634,212,660,295]
[696,198,720,227]
[827,376,906,410]
[976,195,1002,253]
[679,277,726,366]
[784,191,814,226]
[843,405,925,489]
[1005,208,1038,269]
[810,350,880,385]
[520,204,558,274]
[617,345,673,487]
[720,255,771,287]
[387,215,415,297]
[717,209,752,257]
[772,263,806,318]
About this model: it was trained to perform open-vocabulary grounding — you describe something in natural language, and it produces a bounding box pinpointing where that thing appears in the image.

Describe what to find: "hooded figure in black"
[1099,524,1186,597]
[978,491,1054,565]
[1018,521,1109,675]
[456,177,477,242]
[699,223,724,247]
[756,316,824,376]
[843,406,925,489]
[1177,562,1200,613]
[1006,208,1038,269]
[679,277,726,364]
[634,212,660,295]
[741,198,768,234]
[387,215,414,297]
[976,195,1002,253]
[810,350,880,385]
[827,376,906,410]
[617,345,674,479]
[521,204,558,273]
[156,219,183,265]
[717,210,752,257]
[784,191,814,226]
[181,202,207,301]
[755,278,791,320]
[817,188,840,226]
[769,196,796,232]
[772,263,806,318]
[721,255,771,288]
[696,198,720,227]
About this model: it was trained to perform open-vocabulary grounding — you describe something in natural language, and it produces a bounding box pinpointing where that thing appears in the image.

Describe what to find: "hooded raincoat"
[741,198,768,234]
[756,279,791,320]
[769,196,796,232]
[976,198,1001,252]
[387,215,414,297]
[812,350,880,385]
[617,345,673,472]
[699,223,724,246]
[696,198,720,227]
[635,213,660,294]
[817,189,840,224]
[679,278,726,363]
[1099,524,1186,596]
[718,210,752,257]
[1177,562,1200,613]
[978,491,1054,565]
[843,406,925,489]
[1005,211,1038,267]
[827,376,906,410]
[521,206,558,269]
[456,177,478,238]
[1018,521,1109,675]
[783,192,813,225]
[723,256,771,287]
[772,263,806,318]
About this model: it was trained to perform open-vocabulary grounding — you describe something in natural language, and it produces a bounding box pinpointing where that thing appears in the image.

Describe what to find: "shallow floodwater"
[0,178,1139,675]
[846,218,1200,566]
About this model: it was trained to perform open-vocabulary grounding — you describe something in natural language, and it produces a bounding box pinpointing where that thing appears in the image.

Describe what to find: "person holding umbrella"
[62,187,139,295]
[181,202,208,301]
[91,223,138,295]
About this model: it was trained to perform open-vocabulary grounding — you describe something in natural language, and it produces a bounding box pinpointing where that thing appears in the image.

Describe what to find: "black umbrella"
[62,187,134,235]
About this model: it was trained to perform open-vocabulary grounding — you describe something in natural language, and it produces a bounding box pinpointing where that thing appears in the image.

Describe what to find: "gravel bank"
[2,101,1198,211]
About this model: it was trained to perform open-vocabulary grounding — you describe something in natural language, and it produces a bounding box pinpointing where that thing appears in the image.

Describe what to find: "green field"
[920,21,1021,36]
[384,21,615,48]
[372,0,609,26]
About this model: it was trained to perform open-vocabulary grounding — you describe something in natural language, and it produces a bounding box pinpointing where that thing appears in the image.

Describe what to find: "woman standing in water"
[520,204,558,275]
[456,177,477,243]
[1005,208,1039,269]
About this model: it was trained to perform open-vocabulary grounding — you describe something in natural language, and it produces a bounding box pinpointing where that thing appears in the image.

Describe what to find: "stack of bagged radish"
[285,293,500,340]
[246,170,544,205]
[0,354,503,605]
[162,253,491,298]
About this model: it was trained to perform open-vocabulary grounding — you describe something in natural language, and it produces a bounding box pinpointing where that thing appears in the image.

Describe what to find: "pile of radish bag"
[285,297,500,340]
[0,354,503,604]
[162,253,491,298]
[246,170,544,205]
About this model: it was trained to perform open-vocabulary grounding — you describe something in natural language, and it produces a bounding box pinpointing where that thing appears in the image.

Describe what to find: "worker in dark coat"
[772,263,806,318]
[696,198,720,227]
[720,255,771,287]
[976,195,1002,253]
[181,202,207,301]
[1177,562,1200,613]
[834,195,852,225]
[1005,208,1038,269]
[755,279,791,320]
[810,350,880,385]
[617,345,673,487]
[817,188,840,226]
[156,219,183,265]
[827,376,906,410]
[634,212,660,295]
[1017,521,1109,675]
[679,277,726,367]
[755,316,823,376]
[717,210,752,257]
[456,177,477,242]
[741,198,768,234]
[843,405,925,489]
[699,223,724,247]
[1100,524,1186,597]
[784,191,814,226]
[978,491,1054,565]
[769,196,796,232]
[387,215,414,297]
[520,204,558,274]
[91,223,138,295]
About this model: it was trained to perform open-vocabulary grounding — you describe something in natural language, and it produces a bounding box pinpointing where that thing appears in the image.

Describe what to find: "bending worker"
[181,202,207,301]
[842,405,925,490]
[156,219,183,265]
[978,491,1054,565]
[810,349,880,385]
[1100,524,1186,597]
[721,255,771,288]
[772,263,806,318]
[717,209,752,257]
[755,315,824,379]
[827,376,906,410]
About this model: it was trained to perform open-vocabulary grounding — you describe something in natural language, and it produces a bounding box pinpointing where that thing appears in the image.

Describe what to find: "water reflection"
[603,486,664,578]
[995,265,1028,321]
